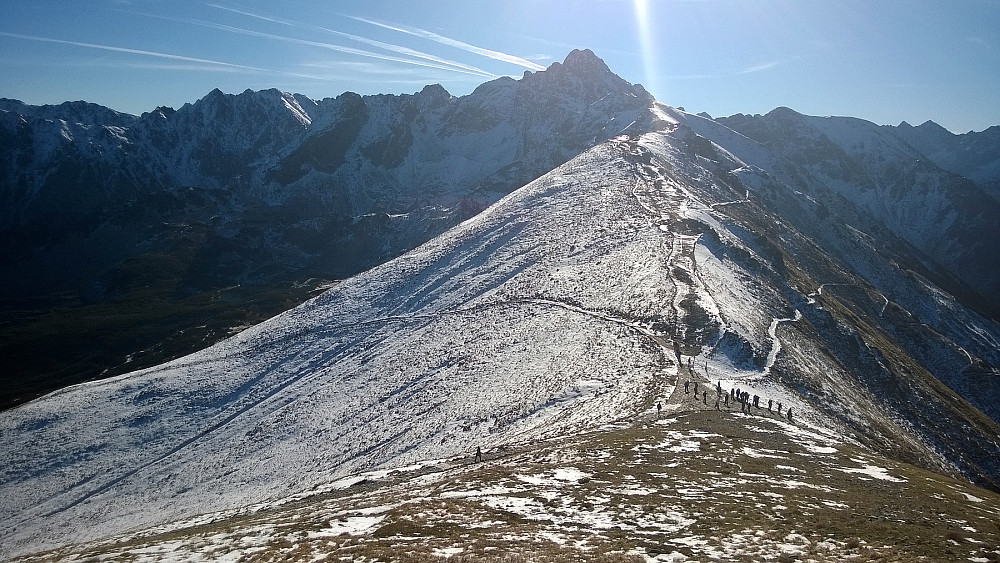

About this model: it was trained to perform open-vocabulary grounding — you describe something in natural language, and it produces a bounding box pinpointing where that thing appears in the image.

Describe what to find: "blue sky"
[1,0,997,133]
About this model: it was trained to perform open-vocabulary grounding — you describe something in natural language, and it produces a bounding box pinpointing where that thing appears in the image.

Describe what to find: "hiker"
[474,446,484,463]
[693,382,699,395]
[753,395,759,409]
[702,391,707,404]
[717,382,722,397]
[777,402,783,415]
[787,408,793,422]
[724,393,729,406]
[768,399,773,412]
[685,380,690,394]
[657,402,663,418]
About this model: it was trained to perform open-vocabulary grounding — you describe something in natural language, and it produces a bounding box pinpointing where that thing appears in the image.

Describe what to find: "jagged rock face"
[0,49,655,299]
[890,120,1000,193]
[714,108,1000,312]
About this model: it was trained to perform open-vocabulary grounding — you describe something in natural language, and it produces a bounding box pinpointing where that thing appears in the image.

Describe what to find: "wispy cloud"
[966,36,992,50]
[190,20,496,79]
[207,3,293,27]
[348,16,547,71]
[736,55,812,75]
[737,60,783,75]
[0,31,327,80]
[319,28,497,77]
[205,5,496,78]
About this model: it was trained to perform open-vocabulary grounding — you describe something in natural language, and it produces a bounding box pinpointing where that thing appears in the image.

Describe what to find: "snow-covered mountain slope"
[694,107,1000,314]
[0,48,655,296]
[0,49,658,410]
[3,121,1000,558]
[889,119,1000,194]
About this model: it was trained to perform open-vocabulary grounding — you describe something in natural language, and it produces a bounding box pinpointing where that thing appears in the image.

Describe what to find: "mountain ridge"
[3,99,1000,557]
[0,49,660,409]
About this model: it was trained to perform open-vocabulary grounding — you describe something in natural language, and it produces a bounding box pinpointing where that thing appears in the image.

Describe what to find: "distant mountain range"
[2,49,1000,558]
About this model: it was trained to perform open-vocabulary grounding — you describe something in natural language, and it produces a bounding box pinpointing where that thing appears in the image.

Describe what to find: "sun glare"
[633,0,659,97]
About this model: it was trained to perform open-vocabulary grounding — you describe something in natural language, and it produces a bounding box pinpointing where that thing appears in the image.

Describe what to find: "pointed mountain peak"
[562,48,609,71]
[524,49,653,107]
[543,49,615,80]
[915,119,951,134]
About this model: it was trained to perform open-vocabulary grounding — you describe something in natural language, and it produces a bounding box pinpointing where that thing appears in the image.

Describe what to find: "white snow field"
[3,126,1000,560]
[1,134,676,555]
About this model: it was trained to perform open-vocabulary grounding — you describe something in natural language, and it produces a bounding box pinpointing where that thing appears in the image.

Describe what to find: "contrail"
[0,31,328,80]
[318,26,497,78]
[204,4,496,77]
[191,20,497,78]
[207,3,293,27]
[348,16,546,71]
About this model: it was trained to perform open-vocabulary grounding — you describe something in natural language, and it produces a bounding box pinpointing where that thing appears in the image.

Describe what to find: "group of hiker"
[682,379,793,422]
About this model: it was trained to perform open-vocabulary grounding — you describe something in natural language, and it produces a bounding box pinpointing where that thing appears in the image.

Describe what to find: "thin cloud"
[0,31,327,80]
[736,55,811,75]
[349,16,546,71]
[966,36,992,50]
[205,5,496,78]
[188,18,496,79]
[319,27,497,77]
[207,3,294,27]
[737,60,783,75]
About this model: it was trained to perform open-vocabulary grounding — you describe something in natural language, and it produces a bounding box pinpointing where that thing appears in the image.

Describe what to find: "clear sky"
[1,0,997,133]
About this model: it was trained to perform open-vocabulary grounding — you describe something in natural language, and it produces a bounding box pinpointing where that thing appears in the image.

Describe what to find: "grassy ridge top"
[20,409,1000,562]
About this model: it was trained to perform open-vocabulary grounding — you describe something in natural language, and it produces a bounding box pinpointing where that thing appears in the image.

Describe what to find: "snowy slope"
[710,108,1000,309]
[890,120,1000,193]
[0,49,659,411]
[0,137,673,555]
[4,119,1000,558]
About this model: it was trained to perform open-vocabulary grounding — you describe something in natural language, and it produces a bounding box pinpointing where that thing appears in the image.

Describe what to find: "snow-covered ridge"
[3,48,1000,559]
[0,49,657,302]
[4,120,1000,557]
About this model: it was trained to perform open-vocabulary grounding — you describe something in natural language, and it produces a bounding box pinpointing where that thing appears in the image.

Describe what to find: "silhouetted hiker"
[657,402,663,418]
[685,380,690,394]
[474,446,483,463]
[768,399,773,412]
[717,382,722,396]
[724,394,729,406]
[715,395,721,410]
[702,391,708,404]
[777,402,783,415]
[753,395,760,409]
[693,382,699,395]
[787,408,793,422]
